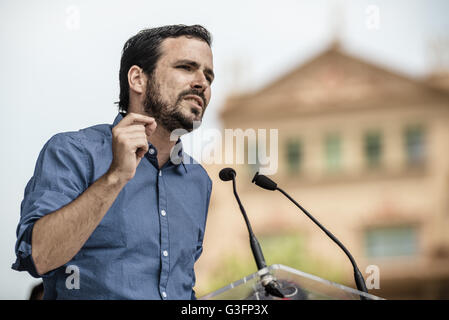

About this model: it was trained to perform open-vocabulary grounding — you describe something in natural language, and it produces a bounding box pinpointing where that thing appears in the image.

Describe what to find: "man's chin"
[168,115,202,133]
[182,119,202,132]
[180,111,203,129]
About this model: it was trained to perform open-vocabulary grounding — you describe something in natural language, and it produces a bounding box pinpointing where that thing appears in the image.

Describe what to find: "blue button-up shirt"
[12,114,212,300]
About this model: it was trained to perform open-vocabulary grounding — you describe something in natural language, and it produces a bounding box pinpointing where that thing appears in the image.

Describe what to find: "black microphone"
[252,172,369,297]
[219,168,284,298]
[219,167,236,181]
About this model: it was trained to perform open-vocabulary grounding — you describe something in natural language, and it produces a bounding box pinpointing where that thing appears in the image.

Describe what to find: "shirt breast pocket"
[83,206,126,249]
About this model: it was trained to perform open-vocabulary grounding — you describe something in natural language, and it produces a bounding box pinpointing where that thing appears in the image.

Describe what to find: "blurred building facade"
[195,42,449,299]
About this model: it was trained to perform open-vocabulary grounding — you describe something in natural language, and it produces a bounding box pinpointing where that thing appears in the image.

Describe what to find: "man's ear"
[128,65,147,94]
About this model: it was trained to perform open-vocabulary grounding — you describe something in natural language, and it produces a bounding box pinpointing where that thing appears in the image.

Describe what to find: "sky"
[0,0,448,299]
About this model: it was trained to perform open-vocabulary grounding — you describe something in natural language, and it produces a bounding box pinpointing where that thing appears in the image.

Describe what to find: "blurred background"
[1,0,448,299]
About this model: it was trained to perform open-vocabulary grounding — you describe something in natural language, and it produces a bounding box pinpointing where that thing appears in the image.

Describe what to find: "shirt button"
[162,292,167,298]
[148,148,155,155]
[159,170,162,177]
[162,250,168,257]
[161,210,166,216]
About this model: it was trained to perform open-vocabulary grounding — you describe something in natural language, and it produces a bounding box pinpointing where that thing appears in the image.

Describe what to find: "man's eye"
[177,65,191,70]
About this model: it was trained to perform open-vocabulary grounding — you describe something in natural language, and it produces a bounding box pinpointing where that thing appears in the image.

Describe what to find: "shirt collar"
[112,112,124,127]
[112,113,188,173]
[170,138,188,173]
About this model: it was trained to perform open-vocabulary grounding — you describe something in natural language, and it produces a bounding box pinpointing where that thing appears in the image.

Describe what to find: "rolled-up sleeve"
[12,133,90,278]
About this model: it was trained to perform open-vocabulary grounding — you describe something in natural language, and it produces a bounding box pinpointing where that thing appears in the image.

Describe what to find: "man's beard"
[143,78,206,133]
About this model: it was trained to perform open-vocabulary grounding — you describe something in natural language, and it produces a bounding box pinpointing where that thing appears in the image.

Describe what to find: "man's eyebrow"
[175,59,215,80]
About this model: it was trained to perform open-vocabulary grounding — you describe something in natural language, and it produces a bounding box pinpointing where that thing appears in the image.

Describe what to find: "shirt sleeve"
[12,133,90,278]
[191,177,213,299]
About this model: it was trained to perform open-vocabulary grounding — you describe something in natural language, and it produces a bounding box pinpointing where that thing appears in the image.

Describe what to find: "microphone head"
[219,167,236,181]
[252,172,277,191]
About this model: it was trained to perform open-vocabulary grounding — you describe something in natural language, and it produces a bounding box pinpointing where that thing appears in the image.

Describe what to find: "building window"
[364,131,382,168]
[404,125,425,167]
[364,225,418,258]
[286,138,302,174]
[325,134,342,172]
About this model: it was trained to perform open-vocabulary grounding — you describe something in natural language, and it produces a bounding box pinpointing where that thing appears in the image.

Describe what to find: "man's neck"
[126,105,178,169]
[148,125,178,169]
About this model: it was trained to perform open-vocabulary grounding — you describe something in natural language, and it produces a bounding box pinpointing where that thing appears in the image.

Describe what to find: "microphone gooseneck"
[219,168,284,298]
[252,172,369,296]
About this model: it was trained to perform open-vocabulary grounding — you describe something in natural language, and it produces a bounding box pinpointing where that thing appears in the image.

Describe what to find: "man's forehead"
[159,36,213,65]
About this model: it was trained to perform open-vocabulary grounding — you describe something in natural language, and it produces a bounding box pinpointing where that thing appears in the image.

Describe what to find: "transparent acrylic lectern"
[200,264,383,300]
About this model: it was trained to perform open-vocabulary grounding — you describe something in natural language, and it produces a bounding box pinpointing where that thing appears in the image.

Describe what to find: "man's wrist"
[103,170,128,190]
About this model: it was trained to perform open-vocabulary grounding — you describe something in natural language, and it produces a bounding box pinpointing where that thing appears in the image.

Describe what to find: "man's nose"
[190,72,208,91]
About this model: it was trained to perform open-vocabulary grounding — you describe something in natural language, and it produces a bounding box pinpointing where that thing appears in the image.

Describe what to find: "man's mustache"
[177,89,206,109]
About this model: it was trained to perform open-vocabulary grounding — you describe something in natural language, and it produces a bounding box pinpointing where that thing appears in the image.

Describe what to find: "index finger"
[117,112,155,128]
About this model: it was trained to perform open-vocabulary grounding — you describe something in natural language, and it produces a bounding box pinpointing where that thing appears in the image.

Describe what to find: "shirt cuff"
[11,223,57,278]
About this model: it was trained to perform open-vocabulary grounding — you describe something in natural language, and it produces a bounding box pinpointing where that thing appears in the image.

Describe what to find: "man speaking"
[12,25,214,300]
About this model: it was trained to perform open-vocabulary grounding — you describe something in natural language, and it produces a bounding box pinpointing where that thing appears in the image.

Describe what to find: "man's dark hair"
[117,24,212,113]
